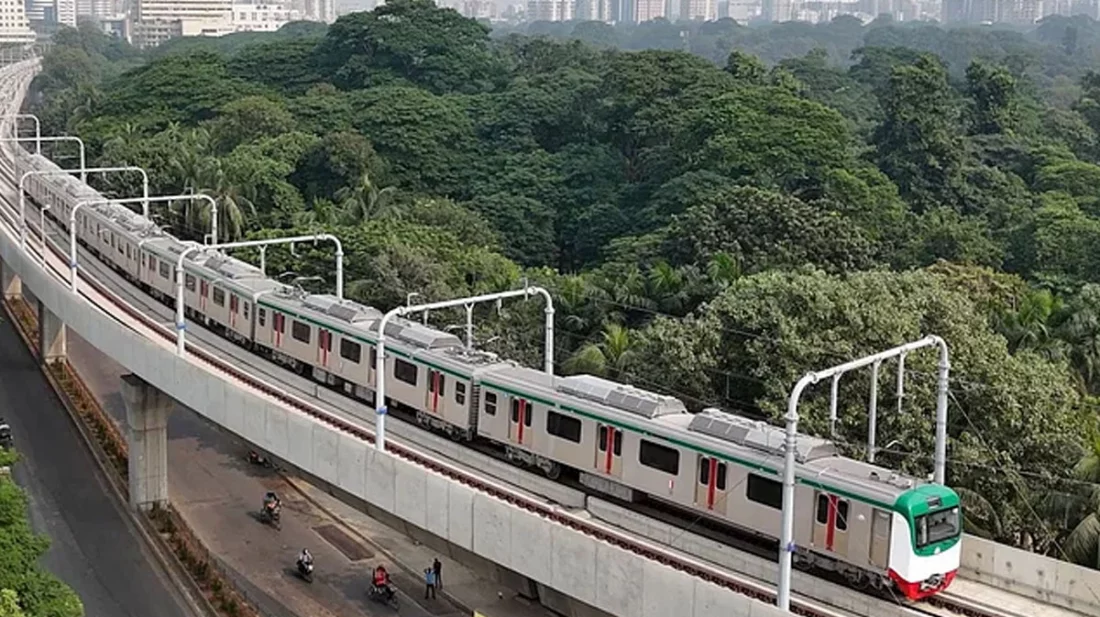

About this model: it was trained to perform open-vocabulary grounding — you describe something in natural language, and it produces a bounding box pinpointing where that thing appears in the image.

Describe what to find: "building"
[526,0,572,20]
[762,0,795,20]
[0,0,35,43]
[55,0,76,25]
[576,0,612,19]
[680,0,716,19]
[633,0,665,20]
[231,2,299,31]
[303,0,335,22]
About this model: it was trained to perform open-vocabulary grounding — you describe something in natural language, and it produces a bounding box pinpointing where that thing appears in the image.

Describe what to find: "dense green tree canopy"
[0,453,84,617]
[29,10,1100,567]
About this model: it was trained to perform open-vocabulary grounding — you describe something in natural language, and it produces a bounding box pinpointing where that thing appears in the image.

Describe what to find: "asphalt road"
[66,330,457,617]
[0,316,199,617]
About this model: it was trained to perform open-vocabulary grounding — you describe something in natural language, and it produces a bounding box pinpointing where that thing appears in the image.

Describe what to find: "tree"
[872,54,965,211]
[965,61,1019,135]
[0,467,83,617]
[206,96,297,154]
[562,322,637,380]
[1063,434,1100,567]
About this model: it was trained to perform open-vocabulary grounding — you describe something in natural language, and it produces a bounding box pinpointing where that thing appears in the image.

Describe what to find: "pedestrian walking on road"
[433,557,442,589]
[424,568,437,599]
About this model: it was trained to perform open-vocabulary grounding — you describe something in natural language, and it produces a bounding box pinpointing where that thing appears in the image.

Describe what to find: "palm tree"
[562,322,637,380]
[1063,434,1100,568]
[997,289,1067,360]
[335,171,398,224]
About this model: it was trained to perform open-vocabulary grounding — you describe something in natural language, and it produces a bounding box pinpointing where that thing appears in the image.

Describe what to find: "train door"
[425,369,446,415]
[813,493,850,555]
[869,509,892,569]
[508,397,533,447]
[199,280,209,312]
[695,456,728,515]
[317,329,332,367]
[229,294,239,329]
[273,313,285,348]
[594,424,623,478]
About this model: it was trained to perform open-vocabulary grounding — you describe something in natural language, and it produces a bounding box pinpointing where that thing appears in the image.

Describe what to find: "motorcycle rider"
[298,549,313,572]
[372,565,393,599]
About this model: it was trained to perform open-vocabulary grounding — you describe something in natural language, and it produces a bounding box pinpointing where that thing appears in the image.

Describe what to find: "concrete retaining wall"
[960,535,1100,614]
[0,225,794,617]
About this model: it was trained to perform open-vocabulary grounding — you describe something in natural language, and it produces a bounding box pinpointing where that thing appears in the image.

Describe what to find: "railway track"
[0,60,1042,617]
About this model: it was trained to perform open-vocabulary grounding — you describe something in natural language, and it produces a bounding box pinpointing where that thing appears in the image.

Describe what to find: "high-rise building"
[0,0,36,42]
[680,0,715,19]
[526,0,572,20]
[231,2,299,30]
[55,0,77,25]
[135,0,232,23]
[576,0,612,20]
[633,0,665,20]
[303,0,335,22]
[762,0,794,20]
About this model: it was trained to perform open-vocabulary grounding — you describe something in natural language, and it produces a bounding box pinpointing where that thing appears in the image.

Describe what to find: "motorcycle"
[247,450,274,469]
[368,583,399,610]
[296,558,314,584]
[0,423,12,450]
[259,500,281,529]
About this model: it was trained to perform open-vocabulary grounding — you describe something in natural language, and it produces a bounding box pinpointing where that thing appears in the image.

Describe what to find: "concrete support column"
[122,374,172,511]
[36,299,66,364]
[1,259,21,300]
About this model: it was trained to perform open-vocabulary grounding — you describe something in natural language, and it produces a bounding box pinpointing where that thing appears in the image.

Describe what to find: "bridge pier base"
[1,258,20,300]
[122,374,172,511]
[37,299,66,364]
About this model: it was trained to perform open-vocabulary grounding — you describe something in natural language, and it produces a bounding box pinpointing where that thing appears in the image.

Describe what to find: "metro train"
[11,147,961,600]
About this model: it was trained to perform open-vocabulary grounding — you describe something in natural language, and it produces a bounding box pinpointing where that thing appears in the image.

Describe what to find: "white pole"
[259,246,266,275]
[777,374,816,612]
[932,336,950,485]
[868,360,880,464]
[39,203,49,266]
[464,303,473,351]
[374,307,404,451]
[69,202,91,293]
[828,373,840,437]
[896,353,906,415]
[175,244,202,355]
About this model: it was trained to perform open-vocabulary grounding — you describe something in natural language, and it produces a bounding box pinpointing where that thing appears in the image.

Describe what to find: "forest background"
[21,2,1100,569]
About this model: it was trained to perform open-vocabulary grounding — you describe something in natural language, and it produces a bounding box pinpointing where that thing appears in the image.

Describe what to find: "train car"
[413,346,514,440]
[10,137,963,601]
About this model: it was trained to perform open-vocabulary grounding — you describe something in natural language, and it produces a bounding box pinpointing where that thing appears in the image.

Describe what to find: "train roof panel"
[198,252,264,280]
[302,295,382,324]
[483,363,556,391]
[376,319,461,350]
[427,346,510,370]
[688,408,836,463]
[803,455,923,495]
[556,374,688,420]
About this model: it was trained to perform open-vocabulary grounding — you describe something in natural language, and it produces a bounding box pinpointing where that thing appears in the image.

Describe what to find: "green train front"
[887,485,961,599]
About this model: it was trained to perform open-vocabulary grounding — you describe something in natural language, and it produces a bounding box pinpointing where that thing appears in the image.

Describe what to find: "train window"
[614,430,622,454]
[159,262,169,279]
[455,382,466,405]
[698,458,710,485]
[258,308,266,327]
[816,495,829,524]
[639,440,680,475]
[394,359,418,385]
[484,392,497,415]
[836,500,849,532]
[291,320,310,343]
[274,314,285,333]
[213,287,225,306]
[340,338,361,363]
[716,462,727,490]
[243,303,249,319]
[141,254,146,267]
[510,399,534,427]
[118,241,123,255]
[369,348,376,369]
[185,274,196,292]
[746,474,783,510]
[546,410,581,443]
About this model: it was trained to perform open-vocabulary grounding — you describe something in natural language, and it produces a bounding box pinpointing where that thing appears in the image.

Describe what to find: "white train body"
[12,148,962,600]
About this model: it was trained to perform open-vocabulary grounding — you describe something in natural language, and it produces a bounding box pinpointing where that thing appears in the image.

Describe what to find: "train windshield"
[915,506,960,548]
